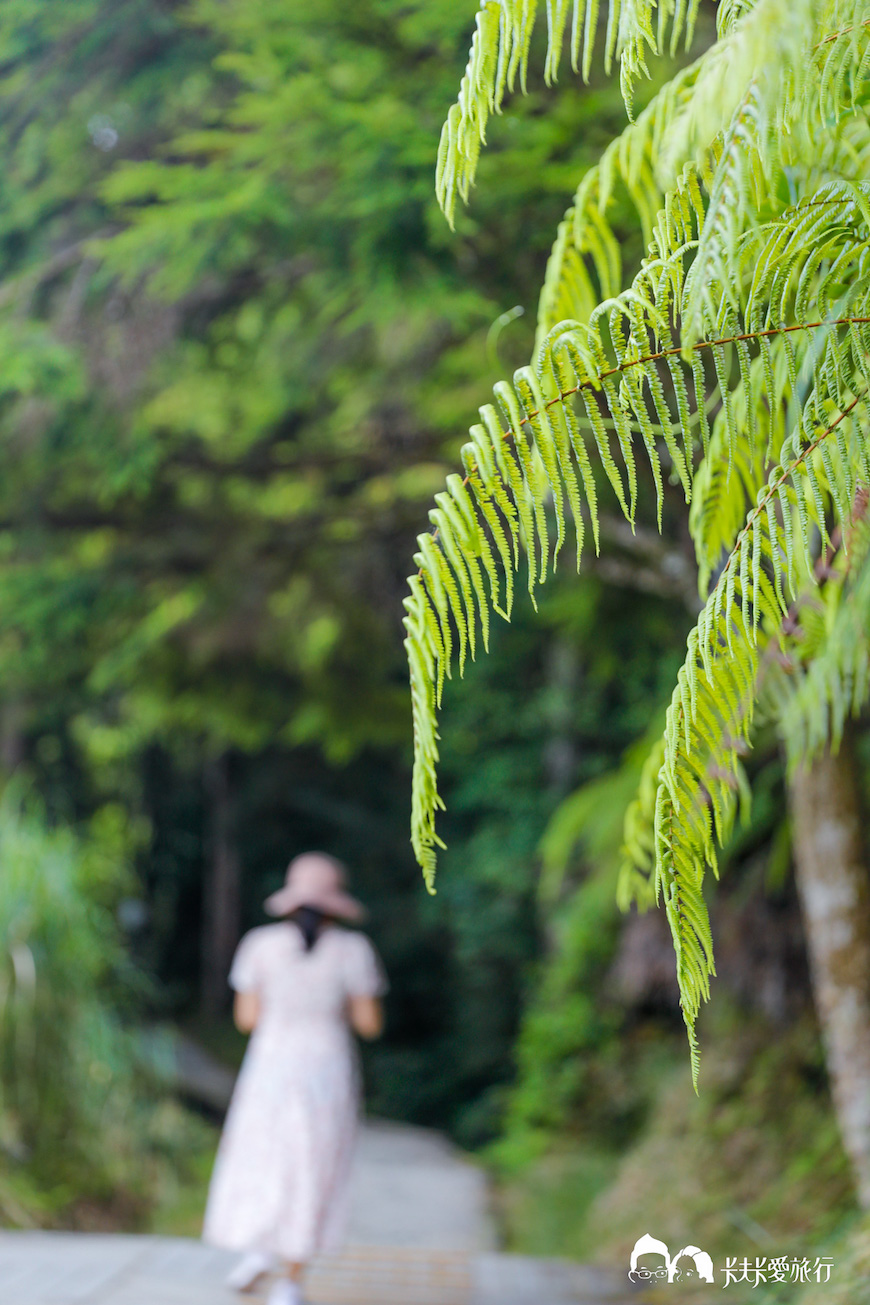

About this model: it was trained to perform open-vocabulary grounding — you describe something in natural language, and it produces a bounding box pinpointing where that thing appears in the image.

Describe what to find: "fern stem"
[815,18,870,48]
[707,391,863,611]
[421,316,870,566]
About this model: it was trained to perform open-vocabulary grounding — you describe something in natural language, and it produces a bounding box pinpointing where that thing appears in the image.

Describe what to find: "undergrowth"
[496,1005,854,1299]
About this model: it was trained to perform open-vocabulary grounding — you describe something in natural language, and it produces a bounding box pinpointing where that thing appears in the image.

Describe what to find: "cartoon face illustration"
[629,1234,672,1283]
[628,1236,715,1285]
[672,1255,697,1281]
[669,1247,715,1284]
[633,1254,669,1281]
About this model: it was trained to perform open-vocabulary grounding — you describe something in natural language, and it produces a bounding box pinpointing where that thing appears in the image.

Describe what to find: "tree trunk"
[789,725,870,1208]
[542,637,580,796]
[201,753,241,1019]
[0,699,27,773]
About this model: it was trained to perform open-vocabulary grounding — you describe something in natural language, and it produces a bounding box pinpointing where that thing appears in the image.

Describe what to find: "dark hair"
[290,905,328,952]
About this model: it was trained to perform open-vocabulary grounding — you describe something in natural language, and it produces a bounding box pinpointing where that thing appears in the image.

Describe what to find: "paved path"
[0,1120,634,1305]
[345,1120,495,1251]
[0,1233,634,1305]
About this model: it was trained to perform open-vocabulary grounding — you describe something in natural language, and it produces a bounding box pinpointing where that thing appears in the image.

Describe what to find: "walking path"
[0,1108,635,1304]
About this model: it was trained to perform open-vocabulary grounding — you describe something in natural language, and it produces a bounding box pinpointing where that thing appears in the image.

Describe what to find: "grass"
[146,1125,218,1239]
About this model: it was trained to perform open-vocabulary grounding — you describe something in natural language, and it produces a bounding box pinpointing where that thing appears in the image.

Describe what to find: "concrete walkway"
[345,1120,495,1251]
[0,1122,634,1305]
[0,1234,633,1305]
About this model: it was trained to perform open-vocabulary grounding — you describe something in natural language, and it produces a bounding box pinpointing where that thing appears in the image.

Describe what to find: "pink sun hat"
[264,852,365,922]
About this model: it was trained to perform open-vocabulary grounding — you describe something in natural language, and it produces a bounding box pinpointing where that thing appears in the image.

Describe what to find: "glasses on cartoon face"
[629,1255,670,1282]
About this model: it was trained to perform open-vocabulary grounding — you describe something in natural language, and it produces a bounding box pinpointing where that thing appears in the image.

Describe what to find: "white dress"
[202,923,387,1261]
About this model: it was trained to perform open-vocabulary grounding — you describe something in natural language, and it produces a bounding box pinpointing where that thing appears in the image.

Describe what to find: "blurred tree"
[0,0,653,1138]
[0,0,632,771]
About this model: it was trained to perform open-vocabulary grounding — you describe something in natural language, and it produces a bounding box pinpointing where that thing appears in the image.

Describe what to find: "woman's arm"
[348,995,384,1040]
[234,990,261,1033]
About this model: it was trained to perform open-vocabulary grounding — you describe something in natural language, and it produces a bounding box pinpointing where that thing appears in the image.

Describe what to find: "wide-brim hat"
[264,852,364,922]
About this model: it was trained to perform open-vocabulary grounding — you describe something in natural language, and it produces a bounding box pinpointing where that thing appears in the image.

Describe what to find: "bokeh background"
[0,2,866,1299]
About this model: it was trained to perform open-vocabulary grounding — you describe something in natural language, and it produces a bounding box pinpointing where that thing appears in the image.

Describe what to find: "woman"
[203,852,387,1305]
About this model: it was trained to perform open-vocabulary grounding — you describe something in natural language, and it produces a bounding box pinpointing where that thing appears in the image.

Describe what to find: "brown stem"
[815,19,870,47]
[419,316,870,567]
[704,393,862,612]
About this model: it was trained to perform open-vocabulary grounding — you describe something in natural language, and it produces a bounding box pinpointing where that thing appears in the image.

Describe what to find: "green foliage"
[436,0,703,224]
[415,577,683,1142]
[494,718,670,1167]
[407,0,870,1073]
[768,500,870,769]
[785,1214,870,1305]
[500,1011,854,1284]
[0,791,135,1193]
[0,0,629,771]
[0,790,218,1224]
[0,0,638,1145]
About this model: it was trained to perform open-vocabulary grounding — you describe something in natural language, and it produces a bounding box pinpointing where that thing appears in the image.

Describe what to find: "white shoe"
[226,1251,276,1292]
[266,1281,303,1305]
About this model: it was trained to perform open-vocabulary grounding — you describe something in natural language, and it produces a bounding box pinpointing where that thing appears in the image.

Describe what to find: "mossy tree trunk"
[789,724,870,1208]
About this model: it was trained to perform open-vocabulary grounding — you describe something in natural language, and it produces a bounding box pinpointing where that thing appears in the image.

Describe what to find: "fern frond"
[689,336,805,594]
[537,61,704,343]
[407,287,870,874]
[413,0,870,1078]
[412,168,870,881]
[816,6,870,121]
[538,0,870,346]
[437,0,706,225]
[775,490,870,766]
[653,392,866,1074]
[617,733,664,911]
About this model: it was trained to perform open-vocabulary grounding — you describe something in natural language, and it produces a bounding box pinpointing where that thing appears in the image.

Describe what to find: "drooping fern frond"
[440,0,867,232]
[653,390,868,1072]
[688,350,783,595]
[410,0,870,1073]
[407,168,870,877]
[437,0,707,225]
[406,279,870,884]
[536,59,704,343]
[771,489,870,767]
[817,9,870,121]
[618,731,664,911]
[537,0,870,344]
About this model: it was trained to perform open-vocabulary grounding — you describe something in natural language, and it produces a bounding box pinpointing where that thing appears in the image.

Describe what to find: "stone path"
[0,1119,635,1304]
[0,1232,633,1305]
[344,1121,495,1251]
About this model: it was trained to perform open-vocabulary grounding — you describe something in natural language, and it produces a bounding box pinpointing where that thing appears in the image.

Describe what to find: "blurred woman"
[203,852,387,1305]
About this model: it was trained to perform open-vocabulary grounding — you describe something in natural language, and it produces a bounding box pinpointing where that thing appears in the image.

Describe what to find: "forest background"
[0,0,865,1295]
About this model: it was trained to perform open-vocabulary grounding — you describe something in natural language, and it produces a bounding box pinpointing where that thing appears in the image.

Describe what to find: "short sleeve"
[344,933,388,999]
[228,930,264,993]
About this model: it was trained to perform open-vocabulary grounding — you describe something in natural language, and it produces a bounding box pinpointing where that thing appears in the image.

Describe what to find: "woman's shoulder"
[229,923,294,990]
[328,928,387,994]
[322,926,381,966]
[326,926,375,952]
[237,922,293,954]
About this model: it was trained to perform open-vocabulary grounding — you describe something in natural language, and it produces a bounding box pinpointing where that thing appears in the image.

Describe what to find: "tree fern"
[436,0,705,226]
[769,492,870,765]
[407,0,870,1072]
